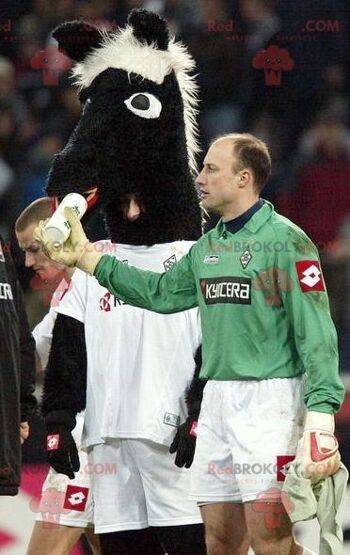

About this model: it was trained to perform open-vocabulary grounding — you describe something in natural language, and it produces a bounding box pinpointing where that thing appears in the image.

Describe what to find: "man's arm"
[279,228,344,414]
[278,227,344,482]
[34,207,199,313]
[41,313,86,478]
[94,250,198,313]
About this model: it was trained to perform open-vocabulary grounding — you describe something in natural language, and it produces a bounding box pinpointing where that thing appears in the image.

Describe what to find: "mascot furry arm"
[170,349,205,468]
[42,314,86,478]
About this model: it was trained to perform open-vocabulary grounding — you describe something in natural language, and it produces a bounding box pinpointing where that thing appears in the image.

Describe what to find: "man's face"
[196,139,243,215]
[16,222,65,280]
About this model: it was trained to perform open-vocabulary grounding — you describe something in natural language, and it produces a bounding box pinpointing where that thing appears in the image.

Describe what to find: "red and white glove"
[295,411,340,483]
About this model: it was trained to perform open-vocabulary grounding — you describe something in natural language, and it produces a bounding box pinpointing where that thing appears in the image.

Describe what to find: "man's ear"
[52,20,106,62]
[238,170,251,187]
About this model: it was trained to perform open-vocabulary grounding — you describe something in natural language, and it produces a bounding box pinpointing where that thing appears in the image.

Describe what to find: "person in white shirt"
[16,198,101,555]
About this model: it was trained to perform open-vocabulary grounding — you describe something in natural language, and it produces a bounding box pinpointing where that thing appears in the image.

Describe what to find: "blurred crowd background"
[1,1,350,551]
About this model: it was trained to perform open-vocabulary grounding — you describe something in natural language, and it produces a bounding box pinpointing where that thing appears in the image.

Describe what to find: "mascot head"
[46,9,201,244]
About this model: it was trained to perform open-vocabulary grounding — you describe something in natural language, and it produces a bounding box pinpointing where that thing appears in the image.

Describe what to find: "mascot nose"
[127,198,141,221]
[130,94,150,111]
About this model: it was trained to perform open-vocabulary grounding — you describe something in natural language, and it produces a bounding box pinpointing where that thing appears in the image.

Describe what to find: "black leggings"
[99,523,206,554]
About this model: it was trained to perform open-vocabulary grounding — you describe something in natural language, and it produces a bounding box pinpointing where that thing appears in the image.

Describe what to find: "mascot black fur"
[42,10,206,555]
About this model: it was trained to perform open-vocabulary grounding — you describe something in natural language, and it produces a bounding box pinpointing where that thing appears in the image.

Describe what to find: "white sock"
[302,548,317,555]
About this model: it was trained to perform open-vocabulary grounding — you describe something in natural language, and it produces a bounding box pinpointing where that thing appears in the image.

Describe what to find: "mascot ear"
[128,9,169,51]
[52,20,106,62]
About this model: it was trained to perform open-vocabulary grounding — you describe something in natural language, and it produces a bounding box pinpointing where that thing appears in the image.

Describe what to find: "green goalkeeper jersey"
[94,201,344,414]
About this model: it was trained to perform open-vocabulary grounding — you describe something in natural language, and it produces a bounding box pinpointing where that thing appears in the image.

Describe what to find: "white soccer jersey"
[56,241,201,450]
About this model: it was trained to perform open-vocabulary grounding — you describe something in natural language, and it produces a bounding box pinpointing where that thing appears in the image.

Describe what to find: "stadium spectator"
[15,197,102,555]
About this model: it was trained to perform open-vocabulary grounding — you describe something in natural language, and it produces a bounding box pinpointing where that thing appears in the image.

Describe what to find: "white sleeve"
[55,269,87,324]
[32,308,57,369]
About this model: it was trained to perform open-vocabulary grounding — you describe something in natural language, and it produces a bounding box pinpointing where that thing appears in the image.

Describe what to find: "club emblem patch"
[240,248,252,269]
[163,254,177,271]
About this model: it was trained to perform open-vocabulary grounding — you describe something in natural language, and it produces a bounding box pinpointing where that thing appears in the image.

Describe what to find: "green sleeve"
[94,248,198,313]
[278,229,344,414]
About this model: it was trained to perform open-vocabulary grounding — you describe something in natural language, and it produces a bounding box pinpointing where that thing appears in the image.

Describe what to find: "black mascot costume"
[42,9,206,555]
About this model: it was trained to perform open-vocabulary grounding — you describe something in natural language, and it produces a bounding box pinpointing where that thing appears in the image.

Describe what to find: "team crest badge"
[163,254,176,271]
[240,248,252,269]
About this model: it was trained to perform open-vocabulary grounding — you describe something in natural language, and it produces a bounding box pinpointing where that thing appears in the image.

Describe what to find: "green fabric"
[94,201,344,413]
[282,463,348,555]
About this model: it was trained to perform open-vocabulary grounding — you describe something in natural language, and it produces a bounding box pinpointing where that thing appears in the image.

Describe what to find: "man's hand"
[294,411,341,483]
[169,417,198,468]
[20,421,30,444]
[46,423,80,479]
[33,207,102,275]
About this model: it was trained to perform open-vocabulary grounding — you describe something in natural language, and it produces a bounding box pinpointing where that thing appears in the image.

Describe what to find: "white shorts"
[88,438,203,534]
[190,377,306,504]
[36,413,94,528]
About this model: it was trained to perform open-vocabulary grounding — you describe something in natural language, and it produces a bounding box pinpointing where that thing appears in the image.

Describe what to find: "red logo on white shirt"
[295,261,325,292]
[100,292,112,312]
[63,486,89,512]
[47,434,60,451]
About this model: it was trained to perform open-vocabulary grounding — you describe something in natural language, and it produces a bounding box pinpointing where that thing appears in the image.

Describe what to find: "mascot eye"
[124,93,162,119]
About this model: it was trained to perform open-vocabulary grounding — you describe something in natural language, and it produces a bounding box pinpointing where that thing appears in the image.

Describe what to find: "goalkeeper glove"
[294,411,340,484]
[34,207,102,275]
[169,417,198,468]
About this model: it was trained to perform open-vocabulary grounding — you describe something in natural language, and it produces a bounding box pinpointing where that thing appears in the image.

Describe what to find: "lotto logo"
[47,435,59,451]
[63,485,89,512]
[295,261,325,292]
[276,455,295,482]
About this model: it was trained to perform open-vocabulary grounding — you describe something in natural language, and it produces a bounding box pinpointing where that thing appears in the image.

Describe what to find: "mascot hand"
[169,417,198,468]
[34,207,102,275]
[294,411,341,483]
[45,411,80,479]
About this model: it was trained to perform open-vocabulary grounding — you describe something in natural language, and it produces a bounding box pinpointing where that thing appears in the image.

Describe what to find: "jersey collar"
[214,200,274,238]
